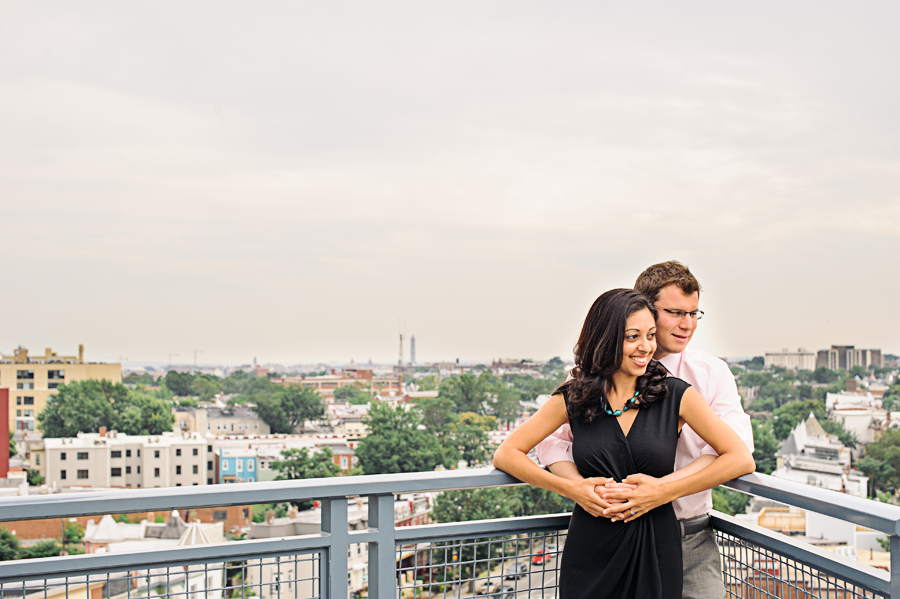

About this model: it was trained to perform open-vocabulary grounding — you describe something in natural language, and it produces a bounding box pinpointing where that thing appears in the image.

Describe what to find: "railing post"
[892,535,900,598]
[367,494,397,599]
[322,498,350,599]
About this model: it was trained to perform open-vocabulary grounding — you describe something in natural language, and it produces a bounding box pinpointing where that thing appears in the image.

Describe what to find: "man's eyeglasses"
[658,307,705,321]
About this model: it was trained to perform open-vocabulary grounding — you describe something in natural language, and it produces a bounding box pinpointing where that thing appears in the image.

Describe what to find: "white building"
[772,413,867,497]
[44,431,213,489]
[764,348,816,371]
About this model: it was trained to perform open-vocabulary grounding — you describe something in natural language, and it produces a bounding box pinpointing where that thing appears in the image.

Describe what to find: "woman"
[493,289,754,599]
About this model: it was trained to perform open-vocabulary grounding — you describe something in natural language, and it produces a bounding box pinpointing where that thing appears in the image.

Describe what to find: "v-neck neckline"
[614,406,642,439]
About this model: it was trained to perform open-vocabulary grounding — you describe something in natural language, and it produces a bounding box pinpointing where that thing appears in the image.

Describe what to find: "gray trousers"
[681,525,725,599]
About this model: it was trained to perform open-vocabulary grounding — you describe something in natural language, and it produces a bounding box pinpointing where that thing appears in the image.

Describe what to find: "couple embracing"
[493,261,756,599]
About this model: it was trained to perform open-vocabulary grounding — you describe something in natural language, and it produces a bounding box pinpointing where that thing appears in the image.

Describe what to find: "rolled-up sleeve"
[534,424,574,466]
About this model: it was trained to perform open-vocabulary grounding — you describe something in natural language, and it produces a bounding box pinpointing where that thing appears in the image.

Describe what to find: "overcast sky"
[1,2,898,365]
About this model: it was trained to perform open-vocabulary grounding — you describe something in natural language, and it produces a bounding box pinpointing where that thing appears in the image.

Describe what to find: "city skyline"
[2,2,898,364]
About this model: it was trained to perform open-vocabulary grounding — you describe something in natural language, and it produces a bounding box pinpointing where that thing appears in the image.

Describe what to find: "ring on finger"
[630,509,636,516]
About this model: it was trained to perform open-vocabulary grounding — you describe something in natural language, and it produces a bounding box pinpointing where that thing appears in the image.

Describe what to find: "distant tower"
[410,335,416,364]
[399,333,404,366]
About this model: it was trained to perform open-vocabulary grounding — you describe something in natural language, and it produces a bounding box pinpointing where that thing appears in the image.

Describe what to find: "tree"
[26,469,44,486]
[512,486,574,517]
[191,376,222,402]
[712,488,750,516]
[19,540,62,559]
[0,529,19,561]
[751,420,779,474]
[490,383,522,425]
[37,380,125,438]
[848,365,868,379]
[450,413,496,466]
[8,438,15,458]
[771,399,825,441]
[860,430,900,495]
[64,520,84,544]
[116,389,176,435]
[355,403,453,474]
[272,447,341,510]
[415,396,456,436]
[438,373,492,414]
[253,386,325,434]
[333,384,371,405]
[162,371,196,396]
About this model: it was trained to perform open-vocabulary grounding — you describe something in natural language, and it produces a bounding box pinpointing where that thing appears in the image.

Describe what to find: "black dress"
[560,377,689,599]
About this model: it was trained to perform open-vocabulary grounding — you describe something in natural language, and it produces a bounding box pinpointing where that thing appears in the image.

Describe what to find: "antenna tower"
[399,333,404,366]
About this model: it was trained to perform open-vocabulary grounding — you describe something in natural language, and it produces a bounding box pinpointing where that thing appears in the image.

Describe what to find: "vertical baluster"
[321,498,349,599]
[367,494,397,599]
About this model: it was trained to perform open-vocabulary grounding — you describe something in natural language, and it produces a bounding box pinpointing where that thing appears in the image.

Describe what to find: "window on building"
[48,370,65,379]
[77,470,88,479]
[176,465,182,475]
[23,410,33,418]
[17,370,34,380]
[207,478,213,485]
[176,449,182,456]
[193,482,198,486]
[16,397,21,405]
[17,382,34,390]
[137,466,141,474]
[236,461,243,472]
[111,451,122,458]
[60,470,66,479]
[192,448,198,456]
[242,508,249,519]
[35,455,40,465]
[207,445,212,453]
[192,465,199,474]
[154,468,160,477]
[176,483,181,487]
[248,461,254,472]
[207,460,213,470]
[16,410,21,417]
[77,452,88,460]
[222,461,228,471]
[137,449,141,457]
[126,466,132,474]
[154,450,160,458]
[126,449,132,457]
[23,397,33,405]
[111,468,122,477]
[60,452,66,460]
[48,383,59,389]
[213,510,227,522]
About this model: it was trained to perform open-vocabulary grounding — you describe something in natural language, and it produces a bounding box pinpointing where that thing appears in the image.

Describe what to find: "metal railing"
[0,470,897,599]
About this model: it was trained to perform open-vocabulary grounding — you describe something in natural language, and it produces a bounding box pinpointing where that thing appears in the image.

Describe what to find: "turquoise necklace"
[603,391,640,417]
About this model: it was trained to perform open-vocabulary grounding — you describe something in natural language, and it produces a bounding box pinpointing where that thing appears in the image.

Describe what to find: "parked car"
[503,561,529,580]
[532,549,552,565]
[475,580,507,596]
[543,541,558,555]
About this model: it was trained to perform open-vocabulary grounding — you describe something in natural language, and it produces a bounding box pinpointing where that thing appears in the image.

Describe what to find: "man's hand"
[564,477,622,518]
[600,474,674,523]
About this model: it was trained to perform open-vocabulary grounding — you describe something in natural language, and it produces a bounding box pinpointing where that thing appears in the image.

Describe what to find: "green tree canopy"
[253,385,325,433]
[450,413,496,466]
[415,395,456,436]
[0,530,20,561]
[333,384,371,405]
[438,373,492,413]
[272,447,341,510]
[771,399,825,441]
[859,430,900,495]
[355,402,453,474]
[162,371,196,396]
[751,420,779,474]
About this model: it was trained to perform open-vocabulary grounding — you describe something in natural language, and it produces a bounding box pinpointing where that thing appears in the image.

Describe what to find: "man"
[535,261,754,599]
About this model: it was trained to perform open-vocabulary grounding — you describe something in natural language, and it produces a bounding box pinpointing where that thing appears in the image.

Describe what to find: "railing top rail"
[2,469,899,535]
[725,472,900,536]
[0,468,522,522]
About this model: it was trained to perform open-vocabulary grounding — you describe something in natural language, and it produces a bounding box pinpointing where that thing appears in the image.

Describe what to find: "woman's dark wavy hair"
[557,288,668,424]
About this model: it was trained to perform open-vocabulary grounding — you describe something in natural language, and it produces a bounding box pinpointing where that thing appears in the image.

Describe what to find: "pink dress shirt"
[534,348,754,520]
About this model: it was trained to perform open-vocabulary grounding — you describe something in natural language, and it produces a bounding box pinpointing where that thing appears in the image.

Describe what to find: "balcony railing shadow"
[0,470,897,599]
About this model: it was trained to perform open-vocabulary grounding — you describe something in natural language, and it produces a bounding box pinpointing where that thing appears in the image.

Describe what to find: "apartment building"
[174,406,271,436]
[43,430,213,489]
[1,346,121,433]
[817,345,883,370]
[764,348,816,371]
